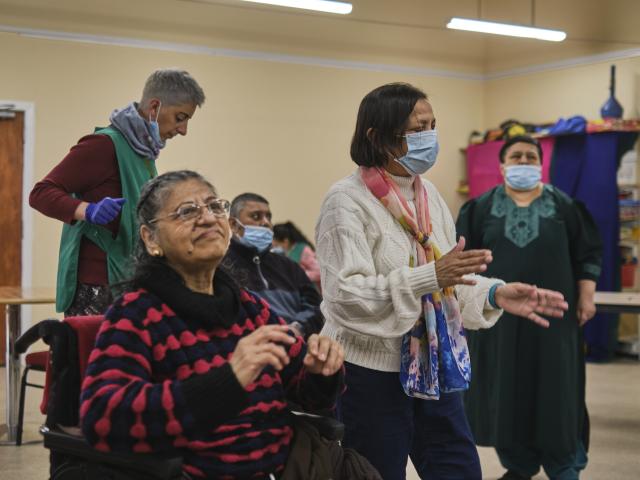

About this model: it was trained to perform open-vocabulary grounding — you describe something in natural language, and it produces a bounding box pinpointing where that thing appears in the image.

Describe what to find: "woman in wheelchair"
[80,170,351,479]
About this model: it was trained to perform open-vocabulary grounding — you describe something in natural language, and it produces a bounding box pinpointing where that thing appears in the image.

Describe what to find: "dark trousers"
[497,442,588,480]
[338,362,481,480]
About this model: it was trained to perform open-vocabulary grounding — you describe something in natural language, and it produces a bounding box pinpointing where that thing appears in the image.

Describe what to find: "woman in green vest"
[29,69,205,316]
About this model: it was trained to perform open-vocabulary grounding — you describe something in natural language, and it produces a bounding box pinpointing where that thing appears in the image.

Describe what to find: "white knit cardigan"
[316,170,504,372]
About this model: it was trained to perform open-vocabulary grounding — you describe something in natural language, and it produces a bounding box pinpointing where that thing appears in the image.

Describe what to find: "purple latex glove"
[84,197,126,225]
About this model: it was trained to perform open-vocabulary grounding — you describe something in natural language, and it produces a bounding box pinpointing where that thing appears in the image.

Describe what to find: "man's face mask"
[235,219,274,252]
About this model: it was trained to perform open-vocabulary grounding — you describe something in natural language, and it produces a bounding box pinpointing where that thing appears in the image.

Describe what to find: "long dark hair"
[131,170,216,286]
[273,221,315,250]
[350,83,427,168]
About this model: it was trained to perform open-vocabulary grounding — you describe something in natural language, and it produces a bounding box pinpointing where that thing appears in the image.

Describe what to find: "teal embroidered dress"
[456,185,602,456]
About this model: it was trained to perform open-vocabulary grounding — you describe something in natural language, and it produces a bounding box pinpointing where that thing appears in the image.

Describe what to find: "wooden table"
[0,287,55,444]
[594,291,640,359]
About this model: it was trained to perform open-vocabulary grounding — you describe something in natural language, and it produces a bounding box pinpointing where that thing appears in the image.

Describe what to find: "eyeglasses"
[149,198,230,224]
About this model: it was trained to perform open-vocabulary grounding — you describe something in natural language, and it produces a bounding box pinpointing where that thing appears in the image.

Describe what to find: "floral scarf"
[360,166,470,399]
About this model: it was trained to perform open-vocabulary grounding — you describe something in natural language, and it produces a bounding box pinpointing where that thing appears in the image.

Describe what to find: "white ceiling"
[1,0,639,74]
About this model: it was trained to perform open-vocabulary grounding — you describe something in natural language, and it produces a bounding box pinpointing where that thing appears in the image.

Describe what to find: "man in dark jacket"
[221,193,323,337]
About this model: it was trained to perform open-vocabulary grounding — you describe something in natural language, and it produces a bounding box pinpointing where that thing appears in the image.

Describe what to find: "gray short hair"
[140,69,206,107]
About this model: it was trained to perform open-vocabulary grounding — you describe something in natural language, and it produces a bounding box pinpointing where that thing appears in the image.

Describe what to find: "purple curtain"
[551,132,638,361]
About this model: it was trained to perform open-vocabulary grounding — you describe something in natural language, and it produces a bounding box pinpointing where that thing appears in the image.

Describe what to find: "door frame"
[0,100,36,328]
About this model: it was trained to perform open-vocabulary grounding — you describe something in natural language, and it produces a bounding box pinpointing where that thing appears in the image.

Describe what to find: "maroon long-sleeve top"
[29,134,122,285]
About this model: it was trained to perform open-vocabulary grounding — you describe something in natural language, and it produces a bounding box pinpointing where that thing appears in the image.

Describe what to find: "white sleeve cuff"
[408,262,440,297]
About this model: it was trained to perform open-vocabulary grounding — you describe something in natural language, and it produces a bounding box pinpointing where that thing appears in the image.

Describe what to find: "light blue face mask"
[504,165,542,191]
[148,101,164,149]
[236,220,274,252]
[396,129,439,176]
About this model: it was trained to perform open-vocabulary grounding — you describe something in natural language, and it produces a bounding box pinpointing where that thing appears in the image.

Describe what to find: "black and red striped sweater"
[80,266,342,479]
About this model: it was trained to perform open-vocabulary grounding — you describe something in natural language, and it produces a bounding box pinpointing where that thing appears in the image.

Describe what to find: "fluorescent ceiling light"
[447,17,566,42]
[237,0,352,15]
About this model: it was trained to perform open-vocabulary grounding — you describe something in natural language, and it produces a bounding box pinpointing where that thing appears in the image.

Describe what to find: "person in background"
[29,68,205,316]
[457,135,602,480]
[222,193,324,338]
[315,83,569,480]
[80,170,349,480]
[273,221,321,290]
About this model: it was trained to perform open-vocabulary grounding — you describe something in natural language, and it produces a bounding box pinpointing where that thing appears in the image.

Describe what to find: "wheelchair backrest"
[43,316,104,428]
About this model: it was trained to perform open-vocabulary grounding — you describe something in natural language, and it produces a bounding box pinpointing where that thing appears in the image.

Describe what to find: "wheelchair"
[15,315,344,480]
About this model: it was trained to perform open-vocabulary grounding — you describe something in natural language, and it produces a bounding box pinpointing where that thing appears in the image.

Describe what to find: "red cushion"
[39,315,105,415]
[64,316,104,385]
[25,350,49,370]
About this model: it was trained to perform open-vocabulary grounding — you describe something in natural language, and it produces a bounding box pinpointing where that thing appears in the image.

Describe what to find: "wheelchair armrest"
[41,426,183,480]
[15,319,64,354]
[291,411,345,441]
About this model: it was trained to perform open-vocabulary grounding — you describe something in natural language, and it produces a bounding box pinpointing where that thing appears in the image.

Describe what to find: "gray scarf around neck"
[109,102,165,160]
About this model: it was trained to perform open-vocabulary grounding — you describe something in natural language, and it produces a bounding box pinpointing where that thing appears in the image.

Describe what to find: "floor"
[1,360,638,479]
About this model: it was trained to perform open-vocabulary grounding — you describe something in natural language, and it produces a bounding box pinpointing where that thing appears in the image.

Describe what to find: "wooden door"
[0,110,24,364]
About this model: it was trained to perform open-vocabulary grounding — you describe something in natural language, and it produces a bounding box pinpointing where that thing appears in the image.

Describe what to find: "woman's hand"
[303,334,344,376]
[435,236,493,288]
[577,295,596,326]
[229,325,295,388]
[494,283,569,328]
[577,279,597,326]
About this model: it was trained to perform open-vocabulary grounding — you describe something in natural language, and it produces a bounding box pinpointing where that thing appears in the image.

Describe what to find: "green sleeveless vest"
[55,126,157,312]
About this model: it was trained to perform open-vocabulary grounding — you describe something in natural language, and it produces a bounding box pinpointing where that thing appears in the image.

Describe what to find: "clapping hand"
[303,334,344,376]
[229,325,295,388]
[494,282,569,328]
[435,237,493,287]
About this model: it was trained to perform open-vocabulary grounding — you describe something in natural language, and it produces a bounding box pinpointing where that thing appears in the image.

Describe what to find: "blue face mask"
[236,221,274,252]
[396,129,439,176]
[148,101,165,151]
[504,165,542,191]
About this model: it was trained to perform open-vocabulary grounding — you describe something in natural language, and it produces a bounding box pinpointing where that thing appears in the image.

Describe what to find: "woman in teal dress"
[456,135,603,480]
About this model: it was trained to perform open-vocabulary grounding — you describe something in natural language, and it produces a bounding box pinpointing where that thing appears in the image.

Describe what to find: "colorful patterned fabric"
[360,167,470,399]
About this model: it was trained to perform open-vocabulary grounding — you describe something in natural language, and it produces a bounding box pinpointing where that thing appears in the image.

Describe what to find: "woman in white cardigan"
[315,83,568,480]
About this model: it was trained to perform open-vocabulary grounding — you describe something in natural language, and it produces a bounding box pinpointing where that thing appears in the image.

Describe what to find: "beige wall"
[3,28,639,324]
[0,32,482,320]
[485,58,640,126]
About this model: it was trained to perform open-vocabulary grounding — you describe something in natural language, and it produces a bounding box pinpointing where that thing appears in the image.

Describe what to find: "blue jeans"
[497,442,588,480]
[338,362,481,480]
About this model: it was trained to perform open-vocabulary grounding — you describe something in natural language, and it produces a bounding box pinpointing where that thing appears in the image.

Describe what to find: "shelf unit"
[617,146,640,358]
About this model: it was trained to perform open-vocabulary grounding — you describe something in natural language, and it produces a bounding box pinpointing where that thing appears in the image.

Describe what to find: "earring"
[153,250,163,257]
